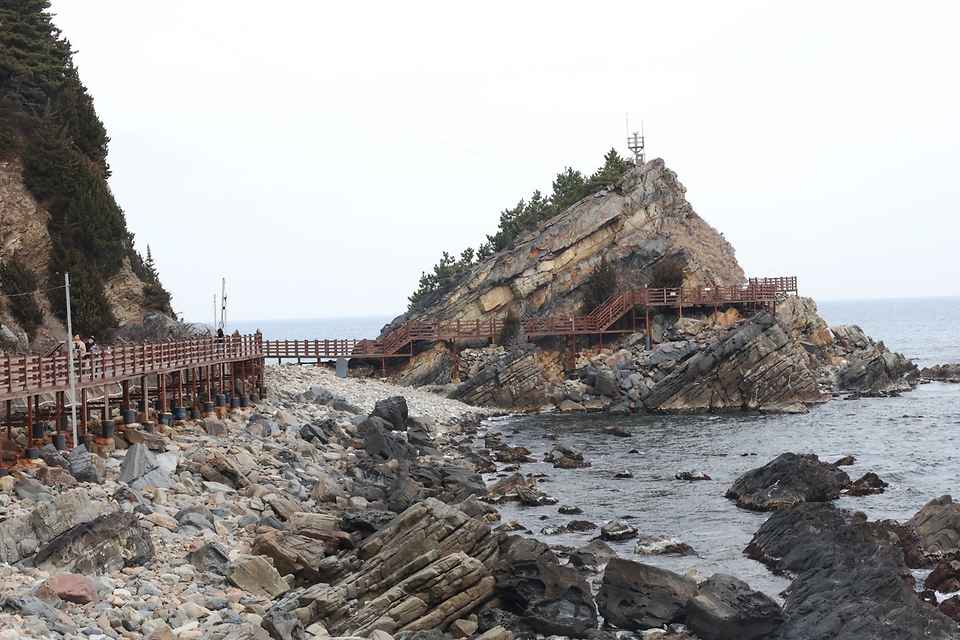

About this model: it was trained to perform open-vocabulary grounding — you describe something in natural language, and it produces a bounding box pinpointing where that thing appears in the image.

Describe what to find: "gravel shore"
[0,364,499,640]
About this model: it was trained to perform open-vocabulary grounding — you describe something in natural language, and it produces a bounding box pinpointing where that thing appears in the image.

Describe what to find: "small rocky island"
[381,159,918,412]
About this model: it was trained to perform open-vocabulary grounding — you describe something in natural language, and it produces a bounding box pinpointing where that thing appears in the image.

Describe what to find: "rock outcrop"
[393,159,744,329]
[746,502,958,639]
[725,452,852,511]
[383,159,916,412]
[640,312,822,412]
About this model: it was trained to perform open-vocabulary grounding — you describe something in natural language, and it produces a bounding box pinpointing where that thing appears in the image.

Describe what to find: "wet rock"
[921,364,960,383]
[925,560,960,593]
[634,535,695,556]
[833,455,856,466]
[596,558,698,631]
[745,502,958,639]
[568,539,617,570]
[364,423,419,462]
[725,452,851,511]
[600,521,638,541]
[515,484,558,506]
[476,605,532,639]
[492,536,598,637]
[939,596,960,624]
[847,472,888,496]
[907,494,960,561]
[544,441,590,469]
[558,399,586,413]
[685,574,783,640]
[834,327,919,393]
[601,426,631,437]
[675,470,711,481]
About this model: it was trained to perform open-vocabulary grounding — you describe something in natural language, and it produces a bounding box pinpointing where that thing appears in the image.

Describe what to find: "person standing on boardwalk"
[72,334,86,372]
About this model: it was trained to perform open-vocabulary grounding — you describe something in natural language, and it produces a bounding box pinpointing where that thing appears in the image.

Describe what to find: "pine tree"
[582,257,618,312]
[0,252,44,340]
[586,148,633,194]
[550,167,586,215]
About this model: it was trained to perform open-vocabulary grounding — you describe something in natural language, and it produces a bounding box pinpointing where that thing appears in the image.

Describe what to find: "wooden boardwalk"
[262,276,797,361]
[0,275,795,460]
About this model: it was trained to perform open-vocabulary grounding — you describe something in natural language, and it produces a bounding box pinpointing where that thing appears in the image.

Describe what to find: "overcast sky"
[47,1,959,323]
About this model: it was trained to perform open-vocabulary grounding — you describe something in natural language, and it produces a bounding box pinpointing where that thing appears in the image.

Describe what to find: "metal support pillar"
[452,339,459,384]
[160,373,167,413]
[80,388,87,436]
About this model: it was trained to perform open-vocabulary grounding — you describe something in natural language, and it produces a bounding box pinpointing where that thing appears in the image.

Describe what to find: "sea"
[232,297,960,600]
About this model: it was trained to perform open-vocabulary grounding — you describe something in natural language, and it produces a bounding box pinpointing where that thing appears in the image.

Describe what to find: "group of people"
[72,334,101,370]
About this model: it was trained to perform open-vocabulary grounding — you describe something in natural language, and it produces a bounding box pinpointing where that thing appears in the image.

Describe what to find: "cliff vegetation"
[0,0,173,350]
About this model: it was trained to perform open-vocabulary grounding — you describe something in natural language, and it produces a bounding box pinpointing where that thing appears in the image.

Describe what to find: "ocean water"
[235,298,960,599]
[228,315,394,342]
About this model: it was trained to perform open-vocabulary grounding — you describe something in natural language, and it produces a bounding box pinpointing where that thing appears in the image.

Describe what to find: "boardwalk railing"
[0,334,262,400]
[262,277,793,361]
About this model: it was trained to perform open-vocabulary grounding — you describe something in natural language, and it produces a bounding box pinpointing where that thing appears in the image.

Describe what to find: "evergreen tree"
[68,166,129,277]
[549,167,586,215]
[582,257,618,312]
[586,148,633,194]
[0,252,43,340]
[46,243,115,337]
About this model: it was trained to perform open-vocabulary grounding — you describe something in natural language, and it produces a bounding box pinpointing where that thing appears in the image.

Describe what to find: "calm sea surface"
[234,298,960,599]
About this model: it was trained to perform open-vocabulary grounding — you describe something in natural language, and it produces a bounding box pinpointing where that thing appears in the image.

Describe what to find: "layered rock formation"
[387,160,918,412]
[391,158,744,329]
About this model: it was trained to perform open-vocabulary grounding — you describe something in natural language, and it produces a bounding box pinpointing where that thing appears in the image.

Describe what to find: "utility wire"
[0,284,65,298]
[141,0,551,174]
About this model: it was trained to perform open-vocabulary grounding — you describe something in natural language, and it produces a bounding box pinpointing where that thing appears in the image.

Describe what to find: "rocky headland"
[380,159,919,412]
[0,365,957,639]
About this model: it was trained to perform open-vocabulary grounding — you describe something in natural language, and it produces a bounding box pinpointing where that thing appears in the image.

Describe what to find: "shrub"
[651,254,686,288]
[498,310,521,347]
[582,257,618,312]
[0,252,44,341]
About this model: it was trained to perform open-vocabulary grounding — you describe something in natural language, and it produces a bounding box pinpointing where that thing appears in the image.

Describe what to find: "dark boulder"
[925,560,960,593]
[363,424,418,462]
[745,502,958,639]
[34,511,154,575]
[492,536,598,638]
[906,494,960,562]
[370,396,409,431]
[595,557,697,631]
[685,574,783,640]
[847,472,888,496]
[725,452,851,511]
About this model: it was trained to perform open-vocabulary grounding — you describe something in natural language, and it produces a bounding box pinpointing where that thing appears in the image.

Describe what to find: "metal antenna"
[627,120,645,167]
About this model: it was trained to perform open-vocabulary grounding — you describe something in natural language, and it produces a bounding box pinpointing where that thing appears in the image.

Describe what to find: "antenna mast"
[627,120,645,167]
[219,279,227,332]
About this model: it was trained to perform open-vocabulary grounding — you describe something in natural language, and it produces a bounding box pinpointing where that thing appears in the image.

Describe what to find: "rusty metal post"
[122,379,131,414]
[452,339,458,384]
[56,391,63,436]
[5,399,11,440]
[160,372,168,414]
[80,388,87,436]
[141,375,148,418]
[26,394,33,451]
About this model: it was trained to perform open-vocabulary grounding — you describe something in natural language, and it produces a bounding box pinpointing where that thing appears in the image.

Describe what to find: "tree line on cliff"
[408,148,634,306]
[0,0,172,340]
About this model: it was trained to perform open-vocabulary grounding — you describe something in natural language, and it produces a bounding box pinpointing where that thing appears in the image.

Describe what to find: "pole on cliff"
[65,272,78,448]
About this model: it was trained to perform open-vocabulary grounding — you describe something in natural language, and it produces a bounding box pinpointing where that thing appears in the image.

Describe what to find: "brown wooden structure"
[0,276,796,463]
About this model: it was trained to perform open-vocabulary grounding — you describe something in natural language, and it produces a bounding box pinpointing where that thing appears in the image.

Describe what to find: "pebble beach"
[0,364,497,640]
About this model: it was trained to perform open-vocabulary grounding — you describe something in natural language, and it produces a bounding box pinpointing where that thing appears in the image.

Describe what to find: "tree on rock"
[0,252,44,341]
[652,254,687,288]
[583,257,617,312]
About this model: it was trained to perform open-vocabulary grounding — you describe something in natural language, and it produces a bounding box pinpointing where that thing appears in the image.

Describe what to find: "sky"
[47,1,960,323]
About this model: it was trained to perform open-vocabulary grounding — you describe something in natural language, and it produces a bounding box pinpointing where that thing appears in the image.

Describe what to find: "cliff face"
[389,158,744,331]
[0,158,169,351]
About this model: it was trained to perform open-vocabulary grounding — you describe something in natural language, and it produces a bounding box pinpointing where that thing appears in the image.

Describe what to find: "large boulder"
[832,326,919,393]
[491,536,597,638]
[595,558,697,631]
[725,452,851,511]
[641,312,822,412]
[370,396,409,431]
[34,511,154,575]
[745,502,958,639]
[685,574,783,640]
[906,494,960,562]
